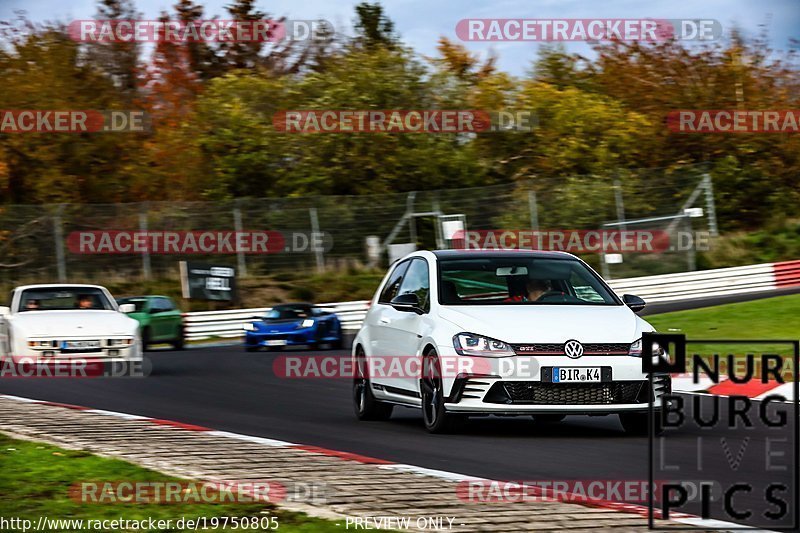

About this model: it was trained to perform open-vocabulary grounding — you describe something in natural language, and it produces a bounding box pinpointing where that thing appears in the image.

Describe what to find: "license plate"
[61,340,101,350]
[552,367,602,383]
[265,339,287,346]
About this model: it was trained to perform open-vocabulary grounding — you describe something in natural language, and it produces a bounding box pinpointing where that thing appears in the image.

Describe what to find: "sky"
[1,0,798,75]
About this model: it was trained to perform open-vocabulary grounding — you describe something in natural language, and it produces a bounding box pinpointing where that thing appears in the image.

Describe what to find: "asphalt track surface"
[1,289,798,529]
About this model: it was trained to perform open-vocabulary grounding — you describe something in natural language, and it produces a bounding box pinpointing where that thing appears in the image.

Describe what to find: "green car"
[117,296,185,350]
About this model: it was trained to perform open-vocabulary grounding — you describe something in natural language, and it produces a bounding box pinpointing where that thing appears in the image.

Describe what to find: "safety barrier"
[183,260,800,341]
[184,300,370,341]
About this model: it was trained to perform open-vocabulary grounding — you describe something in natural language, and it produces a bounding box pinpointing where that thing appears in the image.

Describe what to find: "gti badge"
[564,340,584,359]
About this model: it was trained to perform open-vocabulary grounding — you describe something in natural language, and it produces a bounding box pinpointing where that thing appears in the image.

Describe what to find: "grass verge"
[0,434,343,532]
[646,294,800,357]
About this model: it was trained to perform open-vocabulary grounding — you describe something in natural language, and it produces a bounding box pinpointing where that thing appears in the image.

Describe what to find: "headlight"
[28,340,58,348]
[629,337,669,362]
[244,322,256,331]
[453,333,515,358]
[108,338,133,347]
[300,319,315,328]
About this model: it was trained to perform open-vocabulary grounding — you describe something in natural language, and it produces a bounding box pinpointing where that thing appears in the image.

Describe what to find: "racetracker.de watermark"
[667,110,800,133]
[455,480,719,503]
[68,19,334,43]
[0,358,149,378]
[71,481,287,504]
[455,19,721,42]
[273,110,538,133]
[273,355,545,380]
[0,110,148,133]
[451,230,710,253]
[67,231,331,254]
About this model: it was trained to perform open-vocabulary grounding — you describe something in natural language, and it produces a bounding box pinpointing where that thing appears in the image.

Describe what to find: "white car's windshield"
[17,287,113,312]
[438,257,619,306]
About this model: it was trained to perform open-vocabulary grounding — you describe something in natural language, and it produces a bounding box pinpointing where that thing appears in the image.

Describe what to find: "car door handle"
[379,317,391,324]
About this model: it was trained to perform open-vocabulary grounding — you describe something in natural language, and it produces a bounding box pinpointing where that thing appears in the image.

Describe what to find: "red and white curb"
[673,376,794,400]
[0,393,768,531]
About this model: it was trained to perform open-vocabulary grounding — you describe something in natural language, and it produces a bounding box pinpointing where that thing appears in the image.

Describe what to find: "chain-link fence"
[0,165,717,288]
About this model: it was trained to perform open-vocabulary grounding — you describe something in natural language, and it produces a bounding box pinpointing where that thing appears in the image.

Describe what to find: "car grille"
[512,343,630,355]
[486,381,646,405]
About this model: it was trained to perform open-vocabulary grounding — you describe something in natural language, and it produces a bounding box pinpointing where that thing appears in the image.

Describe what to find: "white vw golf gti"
[352,250,669,433]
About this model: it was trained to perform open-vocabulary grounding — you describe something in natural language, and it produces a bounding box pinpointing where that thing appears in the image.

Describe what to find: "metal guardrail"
[606,263,778,303]
[183,260,800,341]
[184,301,370,341]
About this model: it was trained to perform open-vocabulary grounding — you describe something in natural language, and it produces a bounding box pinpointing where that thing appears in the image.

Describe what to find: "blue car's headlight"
[299,319,315,328]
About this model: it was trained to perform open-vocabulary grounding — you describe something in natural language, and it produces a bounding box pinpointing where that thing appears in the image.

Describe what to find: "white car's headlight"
[629,337,669,363]
[244,322,256,331]
[300,319,315,328]
[108,338,133,347]
[454,333,515,358]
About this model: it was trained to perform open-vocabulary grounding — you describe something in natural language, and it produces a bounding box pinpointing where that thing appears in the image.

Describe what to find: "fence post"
[528,190,539,231]
[53,204,66,282]
[613,179,626,230]
[233,200,247,277]
[309,207,324,272]
[703,174,719,237]
[139,204,151,280]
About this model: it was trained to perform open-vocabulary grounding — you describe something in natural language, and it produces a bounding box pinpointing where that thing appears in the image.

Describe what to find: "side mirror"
[0,306,10,316]
[390,293,422,314]
[623,294,646,313]
[119,303,136,314]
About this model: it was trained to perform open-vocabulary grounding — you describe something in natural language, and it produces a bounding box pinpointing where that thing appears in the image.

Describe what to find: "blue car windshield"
[264,306,313,320]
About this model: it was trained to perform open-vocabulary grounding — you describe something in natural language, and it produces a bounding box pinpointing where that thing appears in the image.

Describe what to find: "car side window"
[378,260,411,304]
[158,297,174,312]
[397,258,430,312]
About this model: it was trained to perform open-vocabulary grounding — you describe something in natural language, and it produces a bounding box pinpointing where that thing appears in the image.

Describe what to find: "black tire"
[420,350,463,434]
[353,348,393,421]
[332,324,344,350]
[171,330,184,350]
[141,327,151,351]
[619,412,663,436]
[532,414,566,424]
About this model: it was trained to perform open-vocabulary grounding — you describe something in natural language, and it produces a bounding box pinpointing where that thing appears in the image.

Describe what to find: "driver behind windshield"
[77,294,96,309]
[25,299,40,310]
[506,278,553,302]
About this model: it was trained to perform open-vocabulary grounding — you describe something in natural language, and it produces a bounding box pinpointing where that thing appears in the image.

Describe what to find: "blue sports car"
[244,303,343,351]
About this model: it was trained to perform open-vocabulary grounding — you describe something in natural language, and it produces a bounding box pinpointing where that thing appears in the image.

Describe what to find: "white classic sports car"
[0,284,143,364]
[353,250,670,434]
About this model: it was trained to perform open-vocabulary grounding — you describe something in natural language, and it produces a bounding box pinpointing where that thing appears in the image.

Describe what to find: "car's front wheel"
[421,350,463,434]
[619,412,663,436]
[141,327,151,351]
[171,328,185,350]
[353,348,393,421]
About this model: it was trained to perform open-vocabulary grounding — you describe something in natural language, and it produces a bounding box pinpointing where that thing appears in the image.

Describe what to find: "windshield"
[438,257,619,306]
[18,287,114,312]
[264,305,313,320]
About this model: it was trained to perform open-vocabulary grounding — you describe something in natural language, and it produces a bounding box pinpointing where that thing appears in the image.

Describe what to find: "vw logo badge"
[564,340,584,359]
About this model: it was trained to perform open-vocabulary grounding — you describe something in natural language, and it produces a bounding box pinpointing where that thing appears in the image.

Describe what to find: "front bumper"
[245,328,319,347]
[14,338,141,363]
[435,347,670,415]
[445,375,670,414]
